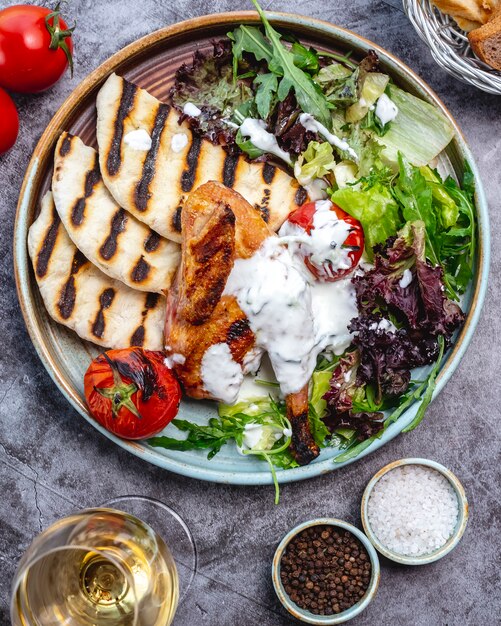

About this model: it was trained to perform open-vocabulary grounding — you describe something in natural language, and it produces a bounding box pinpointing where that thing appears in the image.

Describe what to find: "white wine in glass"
[11,507,179,626]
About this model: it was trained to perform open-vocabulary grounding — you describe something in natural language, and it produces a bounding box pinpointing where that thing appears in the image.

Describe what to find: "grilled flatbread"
[28,191,166,350]
[52,132,180,293]
[96,73,306,242]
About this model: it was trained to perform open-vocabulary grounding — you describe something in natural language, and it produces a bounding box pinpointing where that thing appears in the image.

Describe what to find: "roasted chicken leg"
[164,181,319,465]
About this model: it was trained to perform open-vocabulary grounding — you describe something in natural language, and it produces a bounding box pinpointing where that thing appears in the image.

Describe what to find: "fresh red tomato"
[0,3,74,93]
[287,200,364,281]
[0,86,18,154]
[84,348,181,440]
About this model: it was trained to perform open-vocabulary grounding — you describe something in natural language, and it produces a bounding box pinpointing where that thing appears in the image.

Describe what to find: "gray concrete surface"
[1,0,500,624]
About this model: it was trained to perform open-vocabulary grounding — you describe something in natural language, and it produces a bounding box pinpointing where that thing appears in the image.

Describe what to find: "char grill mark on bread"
[107,79,137,176]
[180,134,202,193]
[28,191,166,350]
[96,73,305,243]
[92,288,116,338]
[135,102,170,210]
[36,207,61,278]
[52,132,180,293]
[71,152,100,226]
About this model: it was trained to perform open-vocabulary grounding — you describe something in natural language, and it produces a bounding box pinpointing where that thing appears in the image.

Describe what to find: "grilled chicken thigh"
[164,181,319,465]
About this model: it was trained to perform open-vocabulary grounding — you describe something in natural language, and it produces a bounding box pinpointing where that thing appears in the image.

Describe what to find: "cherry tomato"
[287,200,364,281]
[0,3,74,93]
[0,86,18,154]
[84,348,181,440]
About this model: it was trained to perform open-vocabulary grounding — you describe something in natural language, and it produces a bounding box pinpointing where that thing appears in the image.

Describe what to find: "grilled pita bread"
[52,132,180,293]
[96,73,306,242]
[28,191,166,350]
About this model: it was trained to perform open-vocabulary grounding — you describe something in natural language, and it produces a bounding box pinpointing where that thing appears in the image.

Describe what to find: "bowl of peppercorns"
[272,519,380,624]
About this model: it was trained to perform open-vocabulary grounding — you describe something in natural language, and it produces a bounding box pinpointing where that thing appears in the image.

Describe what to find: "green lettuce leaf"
[331,183,402,257]
[378,85,455,166]
[295,141,336,185]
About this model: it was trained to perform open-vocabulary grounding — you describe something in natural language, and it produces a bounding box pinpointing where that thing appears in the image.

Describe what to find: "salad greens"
[377,85,455,167]
[159,0,478,499]
[232,0,333,129]
[150,397,296,504]
[332,183,402,257]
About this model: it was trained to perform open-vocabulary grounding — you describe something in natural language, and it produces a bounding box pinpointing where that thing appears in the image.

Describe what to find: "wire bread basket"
[403,0,501,94]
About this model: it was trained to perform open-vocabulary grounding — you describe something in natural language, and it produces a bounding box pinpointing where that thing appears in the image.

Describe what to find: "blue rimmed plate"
[14,11,490,485]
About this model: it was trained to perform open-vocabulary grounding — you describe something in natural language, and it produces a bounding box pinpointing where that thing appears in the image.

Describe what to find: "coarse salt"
[367,465,459,556]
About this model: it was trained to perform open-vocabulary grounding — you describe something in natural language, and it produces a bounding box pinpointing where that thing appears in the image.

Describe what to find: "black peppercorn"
[279,525,371,615]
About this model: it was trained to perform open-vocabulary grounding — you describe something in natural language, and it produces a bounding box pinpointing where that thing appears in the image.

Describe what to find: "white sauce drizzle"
[123,129,152,151]
[223,221,358,396]
[399,268,413,289]
[183,102,202,117]
[375,93,399,126]
[201,343,243,404]
[239,118,292,165]
[279,200,353,280]
[369,318,398,333]
[298,113,358,161]
[171,132,188,153]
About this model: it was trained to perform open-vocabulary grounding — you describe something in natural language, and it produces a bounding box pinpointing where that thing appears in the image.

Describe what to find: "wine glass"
[11,497,197,626]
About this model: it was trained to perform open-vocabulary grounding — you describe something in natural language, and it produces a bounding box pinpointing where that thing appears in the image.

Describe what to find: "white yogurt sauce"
[375,93,399,126]
[236,422,284,454]
[183,102,202,117]
[369,318,397,333]
[279,200,353,280]
[223,225,357,396]
[239,118,292,165]
[399,268,413,289]
[223,238,315,395]
[201,343,243,404]
[124,129,152,151]
[298,113,358,161]
[310,279,357,356]
[171,132,188,153]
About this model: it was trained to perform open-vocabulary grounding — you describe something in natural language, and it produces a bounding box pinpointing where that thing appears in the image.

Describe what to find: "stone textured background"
[0,0,500,624]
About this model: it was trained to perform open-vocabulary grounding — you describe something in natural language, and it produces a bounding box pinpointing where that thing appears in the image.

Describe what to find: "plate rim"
[14,10,490,486]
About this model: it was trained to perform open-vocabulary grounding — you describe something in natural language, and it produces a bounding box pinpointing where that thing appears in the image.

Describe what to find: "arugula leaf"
[392,154,475,299]
[250,0,332,129]
[228,25,273,80]
[308,404,330,447]
[419,166,459,228]
[254,72,278,118]
[402,335,445,432]
[148,416,250,459]
[392,154,440,266]
[236,128,265,158]
[291,42,320,74]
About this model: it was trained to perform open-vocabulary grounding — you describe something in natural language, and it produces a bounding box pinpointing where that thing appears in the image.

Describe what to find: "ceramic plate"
[14,11,489,485]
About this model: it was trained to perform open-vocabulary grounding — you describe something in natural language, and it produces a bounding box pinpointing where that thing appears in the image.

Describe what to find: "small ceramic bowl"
[272,518,380,624]
[361,458,469,565]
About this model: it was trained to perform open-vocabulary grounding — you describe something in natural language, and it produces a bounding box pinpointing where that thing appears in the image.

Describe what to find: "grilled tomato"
[84,348,181,440]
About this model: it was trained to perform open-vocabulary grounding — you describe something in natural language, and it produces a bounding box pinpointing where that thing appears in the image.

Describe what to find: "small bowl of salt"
[361,458,468,565]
